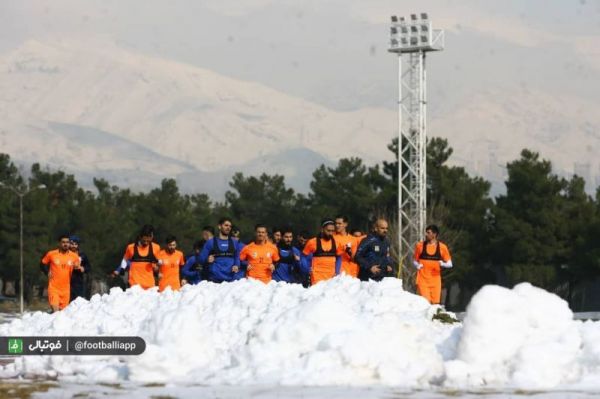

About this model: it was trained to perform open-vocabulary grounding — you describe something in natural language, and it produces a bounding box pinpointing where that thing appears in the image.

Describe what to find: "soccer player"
[334,215,360,278]
[113,225,161,289]
[68,235,91,300]
[413,225,453,304]
[273,227,302,283]
[302,219,345,285]
[240,224,280,284]
[157,235,185,291]
[41,234,83,312]
[199,218,241,283]
[355,219,394,282]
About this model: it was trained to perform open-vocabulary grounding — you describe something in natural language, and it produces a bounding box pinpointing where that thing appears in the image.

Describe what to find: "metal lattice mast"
[388,13,444,270]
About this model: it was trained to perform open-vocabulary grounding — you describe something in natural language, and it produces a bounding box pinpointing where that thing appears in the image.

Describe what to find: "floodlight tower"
[388,13,444,267]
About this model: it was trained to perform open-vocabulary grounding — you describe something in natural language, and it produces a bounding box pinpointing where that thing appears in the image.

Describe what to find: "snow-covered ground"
[1,277,599,397]
[27,383,600,399]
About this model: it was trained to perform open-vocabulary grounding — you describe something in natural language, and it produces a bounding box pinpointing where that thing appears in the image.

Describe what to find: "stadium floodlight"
[389,12,441,53]
[387,13,445,285]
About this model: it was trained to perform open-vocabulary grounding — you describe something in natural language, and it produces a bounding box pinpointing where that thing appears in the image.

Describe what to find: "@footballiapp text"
[1,337,145,355]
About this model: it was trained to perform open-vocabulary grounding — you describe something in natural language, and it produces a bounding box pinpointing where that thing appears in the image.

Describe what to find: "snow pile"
[445,283,586,389]
[1,278,600,390]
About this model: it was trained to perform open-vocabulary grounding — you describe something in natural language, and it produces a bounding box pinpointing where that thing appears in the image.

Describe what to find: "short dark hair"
[202,225,215,235]
[255,223,268,231]
[69,235,81,244]
[335,215,349,223]
[58,233,70,241]
[282,226,294,235]
[426,224,440,235]
[350,228,363,235]
[271,226,282,234]
[298,230,310,239]
[139,224,155,237]
[165,234,177,244]
[218,217,232,225]
[231,225,240,235]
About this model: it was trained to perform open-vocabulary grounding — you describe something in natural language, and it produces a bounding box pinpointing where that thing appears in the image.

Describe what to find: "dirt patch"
[0,380,57,399]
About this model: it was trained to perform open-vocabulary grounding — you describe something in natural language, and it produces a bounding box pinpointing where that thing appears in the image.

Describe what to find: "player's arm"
[299,253,312,275]
[383,243,393,273]
[439,244,453,268]
[412,242,424,270]
[181,255,199,279]
[198,239,212,264]
[271,246,280,263]
[300,240,315,273]
[112,246,132,276]
[81,254,91,273]
[292,247,301,265]
[354,238,372,271]
[40,253,50,276]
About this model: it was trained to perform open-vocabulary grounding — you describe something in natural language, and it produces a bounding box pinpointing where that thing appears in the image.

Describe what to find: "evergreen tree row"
[1,138,598,310]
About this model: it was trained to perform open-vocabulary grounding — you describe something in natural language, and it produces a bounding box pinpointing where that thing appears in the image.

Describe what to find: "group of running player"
[40,216,452,312]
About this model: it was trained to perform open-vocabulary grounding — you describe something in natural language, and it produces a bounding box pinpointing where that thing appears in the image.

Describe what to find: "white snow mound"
[1,278,599,390]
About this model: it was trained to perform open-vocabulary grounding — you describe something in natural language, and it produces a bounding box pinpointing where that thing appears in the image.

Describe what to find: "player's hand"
[208,255,215,263]
[440,261,453,269]
[294,255,300,262]
[247,265,253,271]
[345,243,352,256]
[370,266,381,275]
[232,266,239,273]
[269,264,275,271]
[386,266,393,273]
[181,279,188,285]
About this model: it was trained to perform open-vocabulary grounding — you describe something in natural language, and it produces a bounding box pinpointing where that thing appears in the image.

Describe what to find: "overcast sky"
[1,0,599,114]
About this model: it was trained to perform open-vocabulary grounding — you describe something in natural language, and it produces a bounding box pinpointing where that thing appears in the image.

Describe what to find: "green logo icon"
[8,339,23,354]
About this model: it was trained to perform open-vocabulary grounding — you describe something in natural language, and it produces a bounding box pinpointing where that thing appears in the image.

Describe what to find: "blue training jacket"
[273,246,302,283]
[181,253,203,285]
[355,233,392,281]
[199,237,241,283]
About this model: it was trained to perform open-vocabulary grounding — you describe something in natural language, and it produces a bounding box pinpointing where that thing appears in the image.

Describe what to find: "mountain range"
[1,39,599,198]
